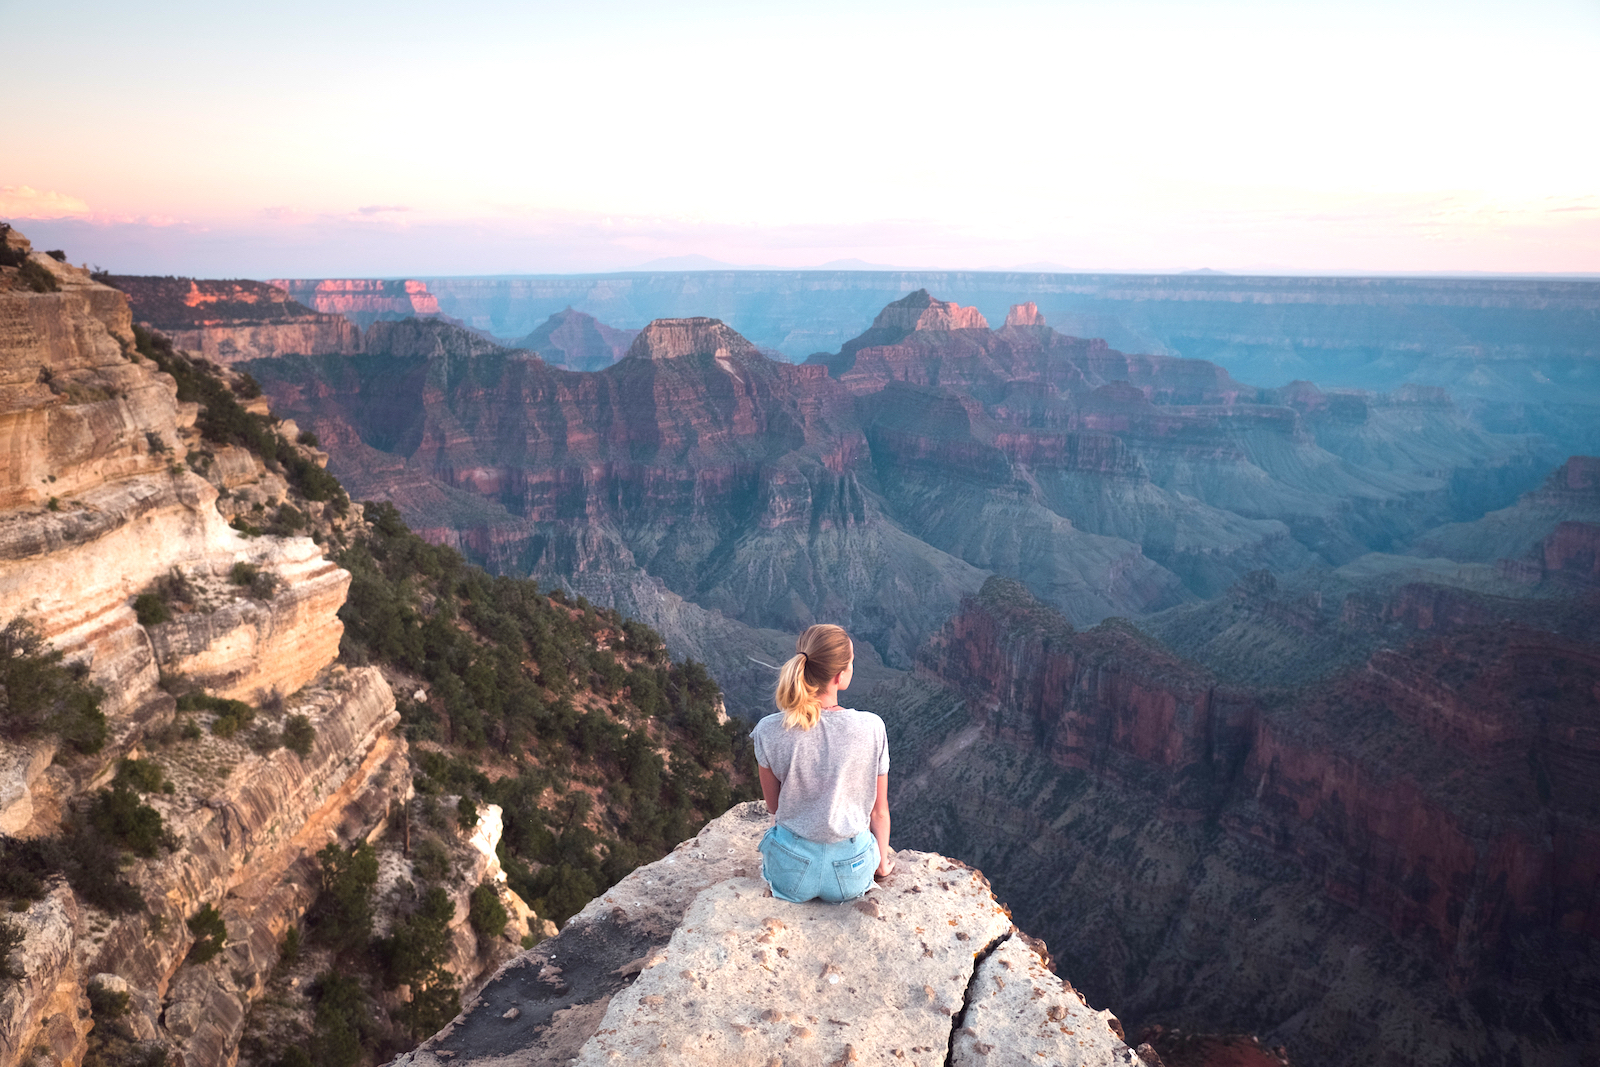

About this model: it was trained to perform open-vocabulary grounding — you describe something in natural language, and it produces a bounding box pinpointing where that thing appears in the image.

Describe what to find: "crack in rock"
[944,930,1012,1067]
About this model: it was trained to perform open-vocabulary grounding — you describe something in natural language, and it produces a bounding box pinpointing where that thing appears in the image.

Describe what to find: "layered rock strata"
[886,577,1600,1067]
[269,278,443,330]
[106,275,363,362]
[247,304,1533,716]
[0,232,431,1067]
[392,801,1139,1067]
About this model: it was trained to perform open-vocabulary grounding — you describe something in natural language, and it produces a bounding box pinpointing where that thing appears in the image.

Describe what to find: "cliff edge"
[393,801,1142,1067]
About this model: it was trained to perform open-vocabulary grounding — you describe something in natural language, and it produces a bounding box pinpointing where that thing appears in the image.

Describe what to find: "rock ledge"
[393,802,1136,1067]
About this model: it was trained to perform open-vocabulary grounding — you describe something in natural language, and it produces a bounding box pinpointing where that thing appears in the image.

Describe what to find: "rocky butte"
[511,307,639,372]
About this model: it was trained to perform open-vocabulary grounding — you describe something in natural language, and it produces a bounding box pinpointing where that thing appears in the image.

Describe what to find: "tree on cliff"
[0,616,108,753]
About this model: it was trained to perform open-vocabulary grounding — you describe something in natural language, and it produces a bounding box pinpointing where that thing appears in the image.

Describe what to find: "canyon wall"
[512,307,638,371]
[269,278,442,330]
[884,576,1600,1067]
[105,275,363,363]
[0,231,527,1067]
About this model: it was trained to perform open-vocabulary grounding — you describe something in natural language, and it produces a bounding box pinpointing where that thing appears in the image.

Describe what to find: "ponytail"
[773,624,853,730]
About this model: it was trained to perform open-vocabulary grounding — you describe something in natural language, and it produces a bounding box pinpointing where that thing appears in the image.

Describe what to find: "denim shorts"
[758,823,878,904]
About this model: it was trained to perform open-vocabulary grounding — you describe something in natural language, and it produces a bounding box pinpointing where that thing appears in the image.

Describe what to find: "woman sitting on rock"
[753,623,893,903]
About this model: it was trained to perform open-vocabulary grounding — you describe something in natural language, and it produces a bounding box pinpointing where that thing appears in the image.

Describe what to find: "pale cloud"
[0,185,90,219]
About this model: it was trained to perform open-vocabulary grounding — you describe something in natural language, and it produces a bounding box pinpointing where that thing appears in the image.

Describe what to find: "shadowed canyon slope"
[884,570,1600,1067]
[247,294,1542,716]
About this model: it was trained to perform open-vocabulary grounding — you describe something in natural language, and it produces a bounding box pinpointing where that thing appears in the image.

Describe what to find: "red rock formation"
[923,576,1600,960]
[1005,301,1046,327]
[106,275,362,362]
[268,277,442,326]
[1543,520,1600,579]
[873,288,990,333]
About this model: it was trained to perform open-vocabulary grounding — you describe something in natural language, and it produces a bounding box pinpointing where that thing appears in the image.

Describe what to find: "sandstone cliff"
[0,231,535,1067]
[391,802,1145,1067]
[269,279,443,331]
[107,275,364,363]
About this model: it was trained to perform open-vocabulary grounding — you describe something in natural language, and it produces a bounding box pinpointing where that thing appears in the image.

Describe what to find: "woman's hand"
[874,854,895,880]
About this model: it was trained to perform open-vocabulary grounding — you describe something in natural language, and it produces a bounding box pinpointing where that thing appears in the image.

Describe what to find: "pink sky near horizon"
[3,0,1597,277]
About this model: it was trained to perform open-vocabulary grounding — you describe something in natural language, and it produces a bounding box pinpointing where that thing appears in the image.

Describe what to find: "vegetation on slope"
[338,499,759,923]
[107,329,759,1063]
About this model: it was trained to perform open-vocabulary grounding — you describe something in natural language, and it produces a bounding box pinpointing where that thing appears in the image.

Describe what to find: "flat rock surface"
[392,802,1134,1067]
[954,936,1140,1067]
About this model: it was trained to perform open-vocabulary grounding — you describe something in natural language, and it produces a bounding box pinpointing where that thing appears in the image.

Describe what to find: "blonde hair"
[774,624,853,730]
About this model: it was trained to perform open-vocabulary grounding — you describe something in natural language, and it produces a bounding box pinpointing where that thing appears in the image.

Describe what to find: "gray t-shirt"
[751,708,889,843]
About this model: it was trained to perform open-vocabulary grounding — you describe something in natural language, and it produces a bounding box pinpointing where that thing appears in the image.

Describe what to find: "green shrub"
[376,886,460,1039]
[279,924,301,965]
[411,835,449,884]
[87,784,165,858]
[46,496,59,512]
[468,882,508,940]
[270,503,306,533]
[88,979,129,1020]
[178,692,256,738]
[296,430,319,447]
[248,724,282,753]
[0,836,55,906]
[186,903,228,964]
[307,972,375,1067]
[228,561,281,600]
[0,617,107,754]
[55,822,147,913]
[456,796,478,833]
[114,758,170,794]
[18,259,58,293]
[133,593,170,626]
[282,713,315,758]
[275,1048,313,1067]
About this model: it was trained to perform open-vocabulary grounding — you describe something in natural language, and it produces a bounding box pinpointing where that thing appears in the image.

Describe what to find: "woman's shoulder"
[751,712,787,738]
[836,708,886,733]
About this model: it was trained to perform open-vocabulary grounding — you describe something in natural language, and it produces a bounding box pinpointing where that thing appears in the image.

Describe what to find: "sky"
[3,0,1597,277]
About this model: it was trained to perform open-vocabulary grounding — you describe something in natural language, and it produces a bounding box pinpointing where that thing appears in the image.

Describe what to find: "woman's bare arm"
[871,773,893,877]
[759,765,782,814]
